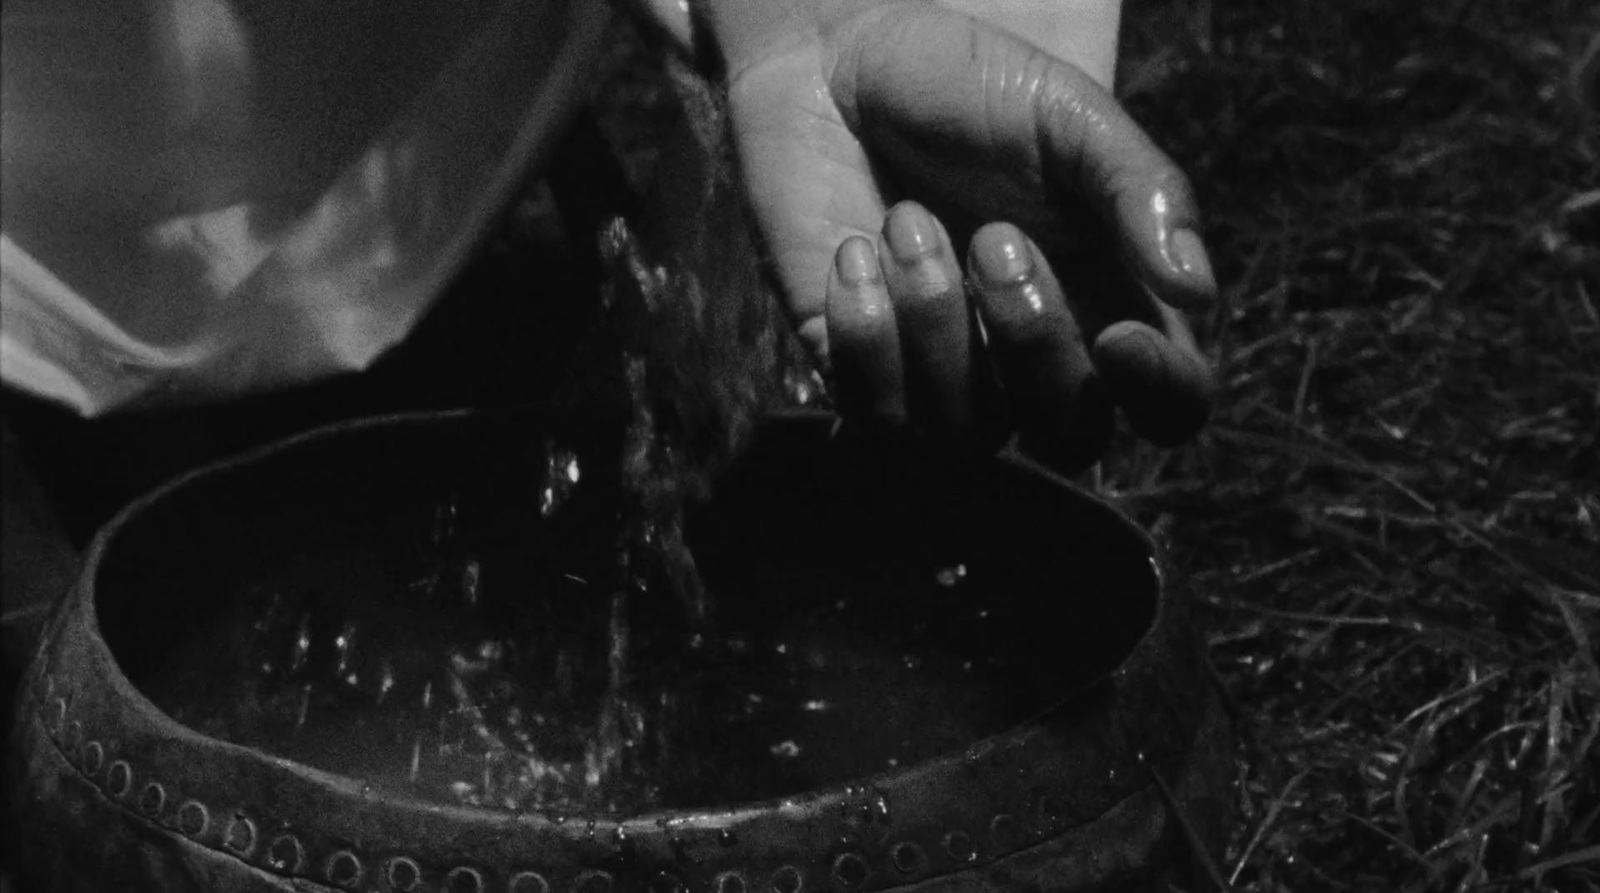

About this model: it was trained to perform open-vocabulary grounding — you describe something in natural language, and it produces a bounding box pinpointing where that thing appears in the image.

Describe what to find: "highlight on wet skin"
[825,201,1215,471]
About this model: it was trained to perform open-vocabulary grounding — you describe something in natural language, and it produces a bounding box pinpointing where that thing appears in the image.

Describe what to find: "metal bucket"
[9,409,1234,892]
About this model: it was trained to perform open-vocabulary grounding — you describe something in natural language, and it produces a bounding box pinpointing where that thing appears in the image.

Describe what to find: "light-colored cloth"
[0,0,607,415]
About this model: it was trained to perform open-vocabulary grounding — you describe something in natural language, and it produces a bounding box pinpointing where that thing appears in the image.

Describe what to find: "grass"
[1103,0,1600,889]
[582,1,1599,888]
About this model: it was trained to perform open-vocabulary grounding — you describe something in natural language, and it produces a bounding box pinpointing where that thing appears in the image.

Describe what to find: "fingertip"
[827,237,893,335]
[835,235,881,288]
[1113,175,1217,311]
[969,222,1032,286]
[1093,321,1214,446]
[1168,228,1218,301]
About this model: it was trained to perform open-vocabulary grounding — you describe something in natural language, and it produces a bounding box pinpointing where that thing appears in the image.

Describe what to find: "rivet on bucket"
[266,834,305,873]
[81,740,105,776]
[138,782,166,817]
[223,815,258,858]
[385,856,423,891]
[177,801,209,837]
[714,870,748,893]
[891,842,925,875]
[325,850,364,888]
[106,761,132,798]
[830,853,868,889]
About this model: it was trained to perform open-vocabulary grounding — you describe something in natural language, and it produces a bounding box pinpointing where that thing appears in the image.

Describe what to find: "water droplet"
[783,366,822,406]
[289,614,311,674]
[462,559,481,607]
[934,564,968,587]
[769,740,801,759]
[871,793,891,823]
[801,699,829,712]
[717,828,738,847]
[333,621,357,674]
[378,662,396,704]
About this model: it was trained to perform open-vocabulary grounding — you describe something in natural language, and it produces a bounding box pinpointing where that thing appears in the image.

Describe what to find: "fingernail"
[1100,324,1172,391]
[1169,229,1217,296]
[885,203,940,263]
[1116,326,1165,368]
[971,225,1032,285]
[837,236,879,286]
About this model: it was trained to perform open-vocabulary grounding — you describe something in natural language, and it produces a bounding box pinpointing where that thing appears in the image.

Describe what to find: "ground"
[1104,0,1600,889]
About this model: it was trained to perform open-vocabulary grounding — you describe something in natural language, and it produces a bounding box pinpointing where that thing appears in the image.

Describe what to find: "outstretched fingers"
[825,202,984,434]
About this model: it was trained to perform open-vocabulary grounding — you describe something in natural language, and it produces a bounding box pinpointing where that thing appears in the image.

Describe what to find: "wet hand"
[826,201,1211,472]
[701,0,1218,468]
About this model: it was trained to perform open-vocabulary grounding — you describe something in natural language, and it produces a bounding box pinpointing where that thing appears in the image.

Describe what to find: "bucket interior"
[90,411,1158,814]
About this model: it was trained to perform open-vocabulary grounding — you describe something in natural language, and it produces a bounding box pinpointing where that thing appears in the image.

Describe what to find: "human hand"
[825,199,1211,471]
[694,0,1217,468]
